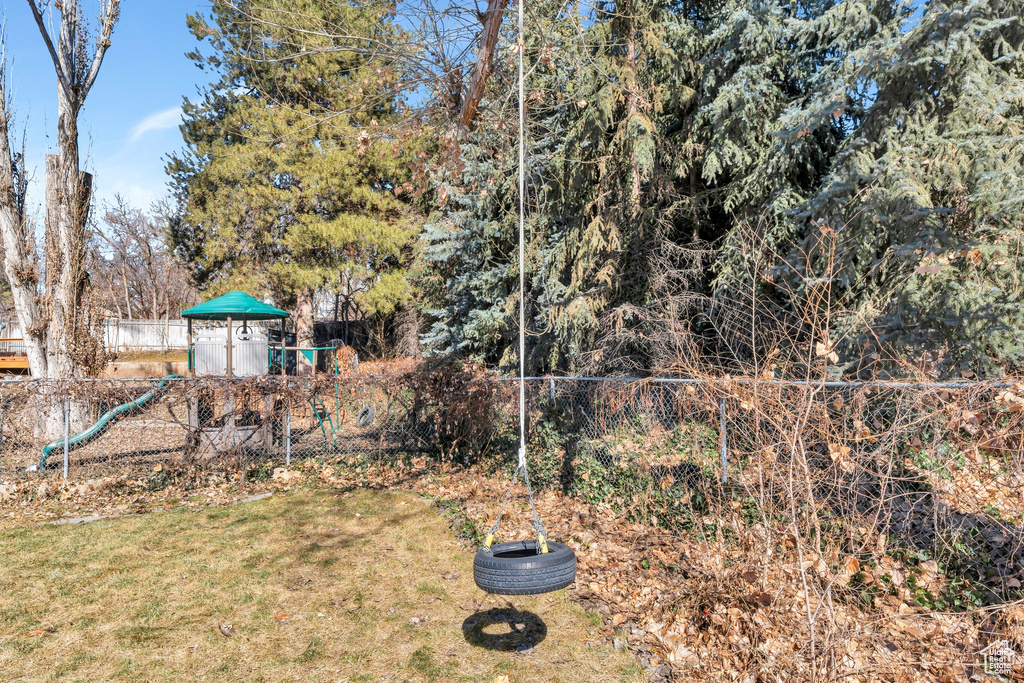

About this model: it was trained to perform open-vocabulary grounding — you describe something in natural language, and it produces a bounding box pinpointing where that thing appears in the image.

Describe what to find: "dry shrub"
[403,360,512,461]
[525,218,1024,677]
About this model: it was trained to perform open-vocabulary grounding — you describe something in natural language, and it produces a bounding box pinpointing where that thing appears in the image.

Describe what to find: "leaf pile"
[410,465,1024,681]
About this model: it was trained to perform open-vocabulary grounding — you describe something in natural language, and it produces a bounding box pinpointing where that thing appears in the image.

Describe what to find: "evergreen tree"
[776,0,1024,375]
[418,126,520,363]
[168,0,418,346]
[420,0,1024,378]
[694,0,882,364]
[422,0,715,374]
[538,0,713,374]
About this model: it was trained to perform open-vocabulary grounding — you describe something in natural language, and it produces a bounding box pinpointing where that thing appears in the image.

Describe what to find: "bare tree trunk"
[0,0,123,438]
[0,74,48,380]
[395,305,423,358]
[120,255,132,318]
[459,0,510,130]
[110,283,122,319]
[44,152,94,432]
[296,288,315,375]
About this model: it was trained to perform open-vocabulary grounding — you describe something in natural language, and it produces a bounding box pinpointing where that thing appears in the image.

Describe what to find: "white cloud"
[128,107,182,143]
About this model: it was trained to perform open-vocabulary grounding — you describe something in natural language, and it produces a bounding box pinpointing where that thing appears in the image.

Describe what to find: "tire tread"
[473,540,577,596]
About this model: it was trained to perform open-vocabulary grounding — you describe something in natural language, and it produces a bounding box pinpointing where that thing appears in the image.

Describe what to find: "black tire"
[357,404,375,427]
[474,540,577,596]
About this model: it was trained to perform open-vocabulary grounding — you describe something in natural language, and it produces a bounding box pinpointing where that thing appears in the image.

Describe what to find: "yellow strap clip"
[483,533,495,550]
[537,533,549,554]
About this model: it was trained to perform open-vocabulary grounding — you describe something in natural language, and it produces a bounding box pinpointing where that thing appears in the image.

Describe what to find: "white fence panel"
[104,320,190,351]
[1,318,277,352]
[103,319,274,351]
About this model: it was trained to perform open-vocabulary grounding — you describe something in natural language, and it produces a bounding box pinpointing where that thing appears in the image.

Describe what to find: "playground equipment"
[26,290,375,471]
[183,291,289,378]
[472,0,576,596]
[295,333,373,451]
[33,374,181,470]
[194,325,268,376]
[182,291,370,457]
[304,370,376,452]
[183,292,290,458]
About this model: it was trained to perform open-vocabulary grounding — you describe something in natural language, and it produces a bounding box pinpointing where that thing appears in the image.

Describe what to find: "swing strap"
[482,446,549,553]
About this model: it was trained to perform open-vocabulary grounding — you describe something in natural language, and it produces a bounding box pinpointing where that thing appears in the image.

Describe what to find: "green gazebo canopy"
[182,291,289,321]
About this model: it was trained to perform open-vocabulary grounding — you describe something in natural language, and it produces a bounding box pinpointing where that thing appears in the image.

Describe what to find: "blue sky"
[4,1,209,214]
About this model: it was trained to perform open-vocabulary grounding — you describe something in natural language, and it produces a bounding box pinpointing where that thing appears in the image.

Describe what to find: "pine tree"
[419,0,1024,378]
[418,126,521,364]
[691,0,887,364]
[417,4,568,371]
[536,0,711,373]
[168,0,419,345]
[420,0,715,373]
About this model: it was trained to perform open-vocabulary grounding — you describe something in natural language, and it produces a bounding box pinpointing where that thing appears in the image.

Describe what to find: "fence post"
[549,377,555,403]
[63,395,70,480]
[719,397,728,484]
[284,394,291,467]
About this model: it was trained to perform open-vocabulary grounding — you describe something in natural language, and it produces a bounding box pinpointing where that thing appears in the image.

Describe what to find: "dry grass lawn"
[0,489,642,682]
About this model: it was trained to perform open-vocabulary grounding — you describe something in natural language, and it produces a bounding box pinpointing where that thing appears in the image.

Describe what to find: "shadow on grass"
[462,606,547,652]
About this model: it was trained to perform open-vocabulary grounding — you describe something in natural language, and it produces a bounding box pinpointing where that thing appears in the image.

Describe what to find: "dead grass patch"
[0,489,641,682]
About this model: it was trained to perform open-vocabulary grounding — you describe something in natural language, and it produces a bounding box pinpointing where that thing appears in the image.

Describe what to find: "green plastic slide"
[37,374,181,470]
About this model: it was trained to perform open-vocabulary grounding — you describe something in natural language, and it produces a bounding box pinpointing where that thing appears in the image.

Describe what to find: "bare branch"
[25,0,71,94]
[79,0,121,102]
[459,0,510,130]
[0,49,48,378]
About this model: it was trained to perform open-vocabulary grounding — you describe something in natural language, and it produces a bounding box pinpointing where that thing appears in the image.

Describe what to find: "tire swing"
[472,0,576,596]
[356,404,375,427]
[473,444,577,595]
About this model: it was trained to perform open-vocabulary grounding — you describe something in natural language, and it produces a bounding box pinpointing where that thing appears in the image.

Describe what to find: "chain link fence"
[542,376,1024,609]
[0,375,454,481]
[0,373,1021,606]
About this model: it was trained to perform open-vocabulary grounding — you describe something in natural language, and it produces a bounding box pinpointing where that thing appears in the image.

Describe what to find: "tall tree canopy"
[168,0,420,346]
[776,0,1024,375]
[168,0,1024,378]
[417,0,1024,379]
